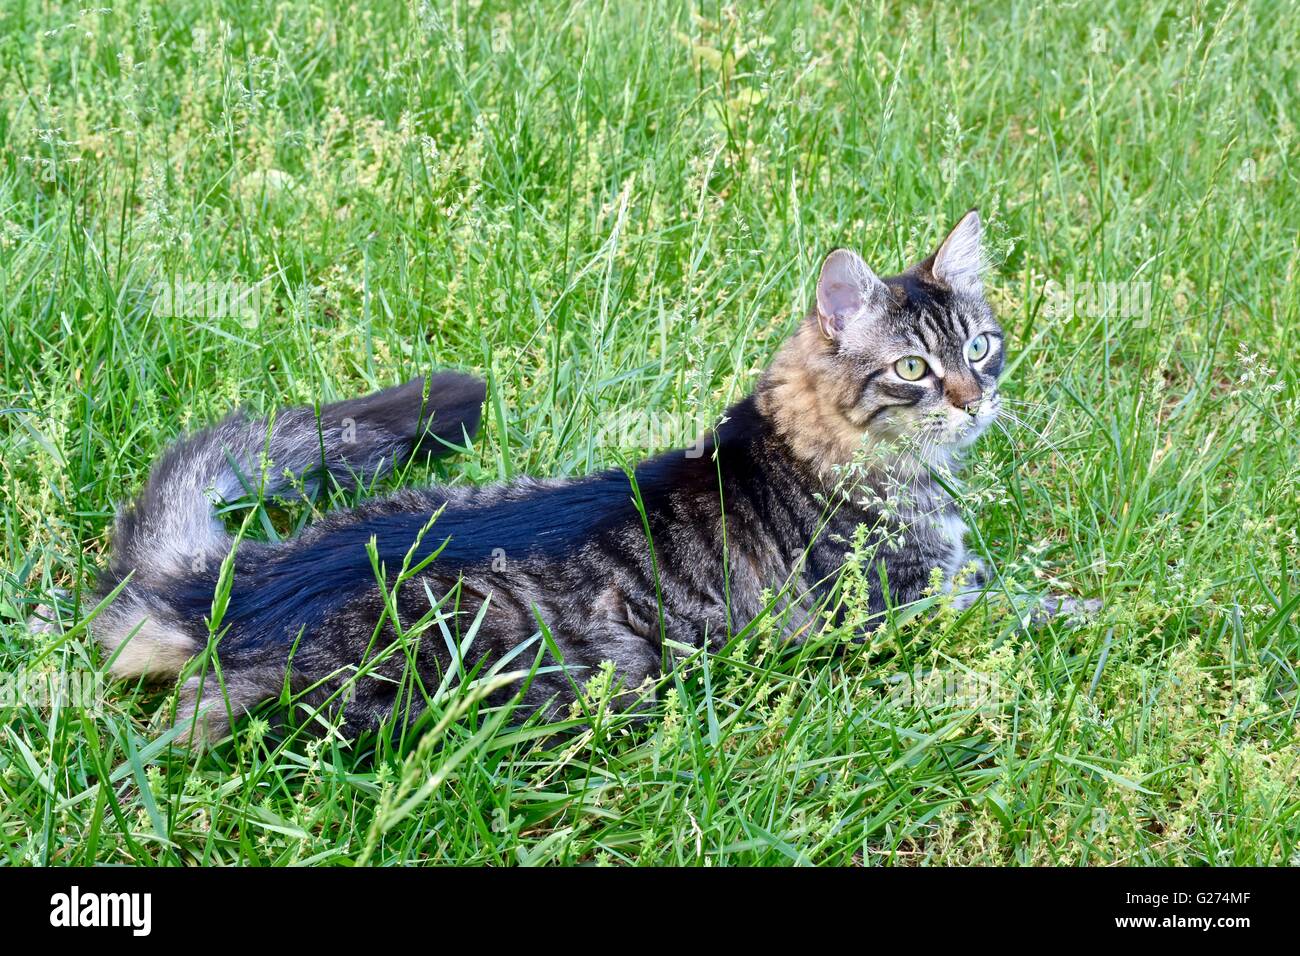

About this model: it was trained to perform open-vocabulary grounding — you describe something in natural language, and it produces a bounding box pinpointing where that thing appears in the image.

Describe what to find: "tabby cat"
[60,210,1074,741]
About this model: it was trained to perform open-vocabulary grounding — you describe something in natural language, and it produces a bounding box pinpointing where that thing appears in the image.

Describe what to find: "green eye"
[894,356,929,381]
[967,333,990,362]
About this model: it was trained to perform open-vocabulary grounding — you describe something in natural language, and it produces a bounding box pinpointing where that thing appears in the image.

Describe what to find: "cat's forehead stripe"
[914,313,934,351]
[953,307,971,339]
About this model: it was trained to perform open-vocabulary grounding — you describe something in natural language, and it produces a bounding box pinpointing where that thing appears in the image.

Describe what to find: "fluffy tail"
[92,372,486,682]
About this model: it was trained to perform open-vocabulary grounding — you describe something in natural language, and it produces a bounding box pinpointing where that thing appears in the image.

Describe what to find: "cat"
[41,210,1089,741]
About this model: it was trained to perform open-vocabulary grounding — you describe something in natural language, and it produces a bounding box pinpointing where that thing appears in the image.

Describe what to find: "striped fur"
[84,211,1024,742]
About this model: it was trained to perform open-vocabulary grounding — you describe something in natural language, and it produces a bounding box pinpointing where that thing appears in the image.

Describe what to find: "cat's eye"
[894,356,929,381]
[967,333,991,362]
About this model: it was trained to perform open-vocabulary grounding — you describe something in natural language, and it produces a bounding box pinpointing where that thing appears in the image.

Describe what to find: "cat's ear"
[931,209,986,294]
[815,248,886,341]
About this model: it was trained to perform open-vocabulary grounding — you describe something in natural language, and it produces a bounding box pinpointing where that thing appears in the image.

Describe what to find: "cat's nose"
[945,378,982,413]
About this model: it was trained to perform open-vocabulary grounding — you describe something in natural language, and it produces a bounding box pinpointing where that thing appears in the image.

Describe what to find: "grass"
[1,0,1298,866]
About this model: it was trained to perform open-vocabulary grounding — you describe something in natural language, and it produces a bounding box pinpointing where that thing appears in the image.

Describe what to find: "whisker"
[998,412,1074,455]
[999,397,1053,411]
[1000,420,1060,452]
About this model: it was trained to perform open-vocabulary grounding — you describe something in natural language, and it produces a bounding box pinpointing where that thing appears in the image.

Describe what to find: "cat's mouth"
[874,393,1000,455]
[949,392,1000,448]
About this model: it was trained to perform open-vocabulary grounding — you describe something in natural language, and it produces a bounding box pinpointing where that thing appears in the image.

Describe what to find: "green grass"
[2,0,1298,865]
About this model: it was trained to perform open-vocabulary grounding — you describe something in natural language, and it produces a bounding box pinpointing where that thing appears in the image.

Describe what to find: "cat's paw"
[1025,594,1103,628]
[27,593,72,635]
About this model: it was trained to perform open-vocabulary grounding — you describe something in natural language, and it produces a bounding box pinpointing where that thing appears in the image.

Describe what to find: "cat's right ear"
[815,249,885,341]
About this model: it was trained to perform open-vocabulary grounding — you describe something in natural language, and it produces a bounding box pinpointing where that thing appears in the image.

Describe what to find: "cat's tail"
[89,372,486,682]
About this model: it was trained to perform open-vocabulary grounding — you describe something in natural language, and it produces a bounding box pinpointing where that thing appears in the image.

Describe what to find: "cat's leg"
[172,665,285,745]
[1023,594,1104,626]
[948,557,989,612]
[974,587,1103,629]
[943,559,1102,627]
[27,592,72,634]
[555,587,689,712]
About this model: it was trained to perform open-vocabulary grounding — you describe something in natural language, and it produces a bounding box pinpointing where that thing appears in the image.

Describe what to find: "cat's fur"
[75,210,1038,740]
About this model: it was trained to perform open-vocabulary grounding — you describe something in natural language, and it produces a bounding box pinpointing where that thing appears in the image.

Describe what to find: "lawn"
[1,0,1297,865]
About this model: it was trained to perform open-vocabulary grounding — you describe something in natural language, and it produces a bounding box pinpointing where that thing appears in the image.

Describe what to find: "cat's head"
[761,210,1004,474]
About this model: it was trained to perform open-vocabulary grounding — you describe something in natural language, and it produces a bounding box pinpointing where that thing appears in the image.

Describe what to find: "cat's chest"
[928,509,970,572]
[888,498,971,576]
[820,499,969,570]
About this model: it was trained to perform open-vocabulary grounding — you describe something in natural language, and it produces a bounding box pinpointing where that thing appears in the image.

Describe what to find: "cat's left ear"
[930,209,986,295]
